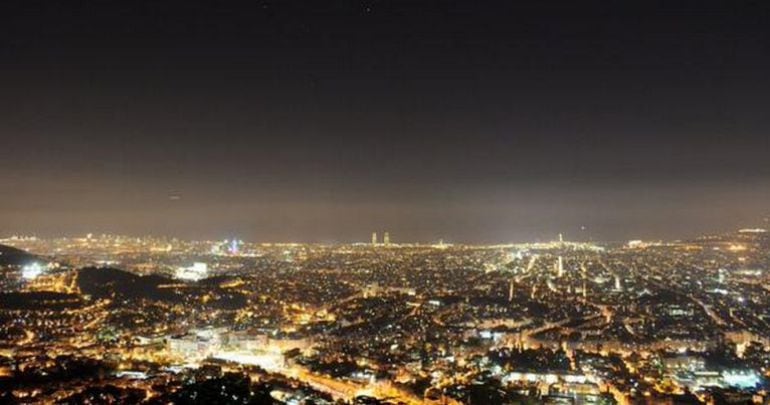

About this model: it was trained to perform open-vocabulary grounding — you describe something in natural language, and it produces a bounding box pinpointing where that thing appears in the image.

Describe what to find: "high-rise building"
[371,232,378,246]
[557,256,564,278]
[383,232,390,246]
[227,239,241,255]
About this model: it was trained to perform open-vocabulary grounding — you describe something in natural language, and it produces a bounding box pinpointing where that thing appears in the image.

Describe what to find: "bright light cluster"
[174,262,208,281]
[21,262,45,280]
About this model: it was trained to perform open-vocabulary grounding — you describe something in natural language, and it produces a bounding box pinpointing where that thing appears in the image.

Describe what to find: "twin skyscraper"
[371,232,390,246]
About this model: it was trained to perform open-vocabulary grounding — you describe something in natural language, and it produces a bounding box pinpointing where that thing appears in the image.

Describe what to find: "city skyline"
[2,228,769,403]
[3,2,770,403]
[3,224,769,246]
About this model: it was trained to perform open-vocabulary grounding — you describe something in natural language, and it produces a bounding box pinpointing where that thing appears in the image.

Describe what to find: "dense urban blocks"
[0,230,768,403]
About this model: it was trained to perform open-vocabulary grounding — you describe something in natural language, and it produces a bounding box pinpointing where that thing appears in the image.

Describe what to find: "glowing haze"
[1,1,768,242]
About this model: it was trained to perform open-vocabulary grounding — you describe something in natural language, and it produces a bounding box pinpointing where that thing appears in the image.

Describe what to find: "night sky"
[1,1,769,243]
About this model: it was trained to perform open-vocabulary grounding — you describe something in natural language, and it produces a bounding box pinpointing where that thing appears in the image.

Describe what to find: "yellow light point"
[221,279,244,289]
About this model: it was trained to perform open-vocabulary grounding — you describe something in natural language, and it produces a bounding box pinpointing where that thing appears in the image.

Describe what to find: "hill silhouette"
[0,244,41,266]
[76,267,180,302]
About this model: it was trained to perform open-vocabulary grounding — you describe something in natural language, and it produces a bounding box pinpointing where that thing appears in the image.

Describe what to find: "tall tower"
[228,239,240,255]
[383,232,390,246]
[508,279,515,302]
[371,232,378,246]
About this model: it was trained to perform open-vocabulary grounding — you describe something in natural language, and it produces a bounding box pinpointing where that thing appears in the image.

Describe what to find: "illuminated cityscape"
[3,1,770,404]
[1,230,770,403]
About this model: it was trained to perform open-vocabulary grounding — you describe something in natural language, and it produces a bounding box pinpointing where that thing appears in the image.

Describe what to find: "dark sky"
[1,1,769,243]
